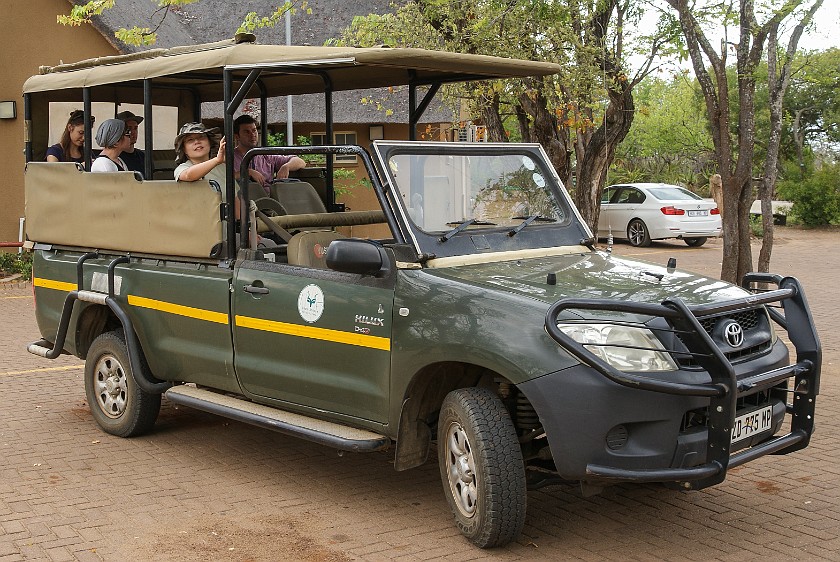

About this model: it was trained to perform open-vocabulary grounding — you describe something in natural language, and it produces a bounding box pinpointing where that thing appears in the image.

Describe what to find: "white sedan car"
[597,183,721,247]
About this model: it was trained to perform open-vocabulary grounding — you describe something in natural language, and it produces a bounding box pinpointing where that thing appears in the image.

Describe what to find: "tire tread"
[84,330,161,437]
[438,387,526,548]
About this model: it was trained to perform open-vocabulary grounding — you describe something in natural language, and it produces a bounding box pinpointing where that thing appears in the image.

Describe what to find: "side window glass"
[627,189,645,204]
[615,189,631,204]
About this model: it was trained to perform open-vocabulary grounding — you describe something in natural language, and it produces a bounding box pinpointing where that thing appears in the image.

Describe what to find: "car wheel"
[627,219,651,247]
[85,330,161,437]
[437,387,526,548]
[684,237,708,247]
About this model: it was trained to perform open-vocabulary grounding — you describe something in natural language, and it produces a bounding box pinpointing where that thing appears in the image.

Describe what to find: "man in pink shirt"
[233,115,306,196]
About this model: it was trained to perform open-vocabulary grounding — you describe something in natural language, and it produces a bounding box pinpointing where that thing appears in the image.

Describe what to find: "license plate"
[731,405,773,444]
[688,210,708,217]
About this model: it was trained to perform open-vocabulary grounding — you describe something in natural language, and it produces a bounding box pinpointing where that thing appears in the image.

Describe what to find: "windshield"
[386,152,567,232]
[647,186,703,201]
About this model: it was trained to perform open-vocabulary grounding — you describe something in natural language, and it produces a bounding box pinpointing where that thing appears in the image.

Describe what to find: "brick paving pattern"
[1,227,838,560]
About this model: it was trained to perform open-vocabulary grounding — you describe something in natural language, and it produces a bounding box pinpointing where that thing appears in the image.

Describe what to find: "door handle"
[243,284,270,295]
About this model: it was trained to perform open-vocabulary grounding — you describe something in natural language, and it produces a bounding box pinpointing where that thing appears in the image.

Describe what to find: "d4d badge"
[298,284,325,323]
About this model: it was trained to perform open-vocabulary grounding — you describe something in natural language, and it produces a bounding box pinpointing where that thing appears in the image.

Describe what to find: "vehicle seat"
[287,230,345,269]
[245,181,288,216]
[273,180,327,214]
[626,191,645,204]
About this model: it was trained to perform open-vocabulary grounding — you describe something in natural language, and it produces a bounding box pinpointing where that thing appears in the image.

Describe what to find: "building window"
[310,131,358,164]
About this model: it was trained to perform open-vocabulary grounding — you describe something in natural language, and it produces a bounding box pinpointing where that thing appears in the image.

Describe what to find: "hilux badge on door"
[298,284,325,323]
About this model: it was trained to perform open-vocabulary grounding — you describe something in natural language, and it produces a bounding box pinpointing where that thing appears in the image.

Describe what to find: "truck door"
[231,254,394,423]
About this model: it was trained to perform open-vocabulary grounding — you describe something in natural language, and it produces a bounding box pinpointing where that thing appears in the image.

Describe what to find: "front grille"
[698,309,760,335]
[676,341,773,368]
[674,308,770,368]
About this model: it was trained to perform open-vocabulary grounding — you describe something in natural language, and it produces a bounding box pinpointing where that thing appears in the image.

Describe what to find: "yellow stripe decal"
[30,280,382,350]
[235,315,391,351]
[33,277,77,292]
[128,294,229,324]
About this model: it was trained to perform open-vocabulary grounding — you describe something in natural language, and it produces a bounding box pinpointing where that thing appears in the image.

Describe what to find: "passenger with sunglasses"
[90,119,131,172]
[116,110,146,177]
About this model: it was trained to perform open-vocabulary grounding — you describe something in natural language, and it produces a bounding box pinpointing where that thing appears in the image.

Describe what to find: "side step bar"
[164,385,390,453]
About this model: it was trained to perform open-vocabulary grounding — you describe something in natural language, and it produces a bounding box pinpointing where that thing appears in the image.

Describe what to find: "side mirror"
[326,239,388,276]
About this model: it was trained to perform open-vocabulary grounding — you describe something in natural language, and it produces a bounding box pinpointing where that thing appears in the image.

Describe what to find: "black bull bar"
[543,273,821,490]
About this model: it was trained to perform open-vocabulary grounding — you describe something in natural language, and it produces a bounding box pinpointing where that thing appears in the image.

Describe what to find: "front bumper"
[527,274,820,491]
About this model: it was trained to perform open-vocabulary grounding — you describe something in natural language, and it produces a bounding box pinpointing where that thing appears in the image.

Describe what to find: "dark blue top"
[45,144,83,163]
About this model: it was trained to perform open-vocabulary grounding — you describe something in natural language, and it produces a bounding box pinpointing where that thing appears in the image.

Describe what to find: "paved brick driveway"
[1,227,838,560]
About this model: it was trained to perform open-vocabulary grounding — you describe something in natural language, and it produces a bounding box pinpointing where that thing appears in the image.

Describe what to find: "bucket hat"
[174,122,220,163]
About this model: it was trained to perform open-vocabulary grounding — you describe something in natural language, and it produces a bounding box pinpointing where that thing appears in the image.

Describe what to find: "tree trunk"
[479,92,507,142]
[517,80,573,188]
[665,0,805,283]
[758,1,823,271]
[759,30,783,273]
[792,107,810,179]
[514,105,532,143]
[576,85,635,230]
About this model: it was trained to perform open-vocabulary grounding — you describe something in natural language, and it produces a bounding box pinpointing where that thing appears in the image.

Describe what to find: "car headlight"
[557,322,678,372]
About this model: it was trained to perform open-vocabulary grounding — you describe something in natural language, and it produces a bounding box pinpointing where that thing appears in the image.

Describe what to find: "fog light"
[606,425,628,450]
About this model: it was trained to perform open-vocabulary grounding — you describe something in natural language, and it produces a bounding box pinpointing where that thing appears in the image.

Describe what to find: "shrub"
[0,250,33,280]
[776,163,840,227]
[749,214,763,238]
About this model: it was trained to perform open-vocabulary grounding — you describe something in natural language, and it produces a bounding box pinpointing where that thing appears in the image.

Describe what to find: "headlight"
[557,322,678,372]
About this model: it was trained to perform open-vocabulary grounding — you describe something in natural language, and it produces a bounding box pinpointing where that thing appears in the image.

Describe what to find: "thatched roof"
[70,0,461,124]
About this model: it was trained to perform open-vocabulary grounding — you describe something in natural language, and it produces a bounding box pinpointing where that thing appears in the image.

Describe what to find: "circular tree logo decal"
[297,284,325,323]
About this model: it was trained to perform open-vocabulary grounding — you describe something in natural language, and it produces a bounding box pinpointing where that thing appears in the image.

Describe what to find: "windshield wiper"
[440,219,476,242]
[508,215,555,237]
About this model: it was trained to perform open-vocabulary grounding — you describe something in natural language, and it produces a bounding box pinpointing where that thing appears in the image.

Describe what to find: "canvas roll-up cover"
[25,163,223,259]
[23,39,562,100]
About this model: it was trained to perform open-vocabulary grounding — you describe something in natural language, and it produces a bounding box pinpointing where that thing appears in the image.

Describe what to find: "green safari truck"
[23,36,821,548]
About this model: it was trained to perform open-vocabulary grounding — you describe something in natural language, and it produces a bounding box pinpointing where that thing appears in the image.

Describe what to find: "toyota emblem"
[724,321,744,347]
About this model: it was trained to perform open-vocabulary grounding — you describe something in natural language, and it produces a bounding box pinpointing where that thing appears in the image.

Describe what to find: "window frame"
[310,131,358,164]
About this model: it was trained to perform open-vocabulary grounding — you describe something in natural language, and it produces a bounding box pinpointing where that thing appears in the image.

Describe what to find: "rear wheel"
[684,237,707,247]
[84,330,161,437]
[437,387,526,548]
[627,219,651,247]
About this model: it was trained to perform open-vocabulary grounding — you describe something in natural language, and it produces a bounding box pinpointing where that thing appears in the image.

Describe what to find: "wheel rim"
[445,421,478,518]
[628,221,645,245]
[93,354,128,419]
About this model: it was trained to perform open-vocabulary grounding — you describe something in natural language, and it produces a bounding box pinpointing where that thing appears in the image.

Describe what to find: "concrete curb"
[0,273,30,290]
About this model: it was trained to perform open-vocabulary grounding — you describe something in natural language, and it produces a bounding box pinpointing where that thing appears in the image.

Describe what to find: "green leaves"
[57,0,116,26]
[57,0,309,47]
[237,2,311,35]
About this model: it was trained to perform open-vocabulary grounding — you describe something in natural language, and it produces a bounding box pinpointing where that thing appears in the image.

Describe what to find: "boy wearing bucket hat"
[174,122,240,218]
[91,119,131,172]
[116,110,146,176]
[174,122,225,184]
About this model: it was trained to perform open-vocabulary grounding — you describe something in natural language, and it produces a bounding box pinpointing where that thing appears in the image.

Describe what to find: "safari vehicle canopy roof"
[24,36,562,261]
[23,36,561,99]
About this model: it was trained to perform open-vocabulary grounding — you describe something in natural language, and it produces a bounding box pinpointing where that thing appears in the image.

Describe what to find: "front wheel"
[84,330,161,437]
[437,387,526,548]
[627,219,651,247]
[684,237,707,247]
